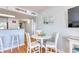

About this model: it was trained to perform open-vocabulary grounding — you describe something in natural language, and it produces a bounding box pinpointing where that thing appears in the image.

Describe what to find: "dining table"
[31,34,52,52]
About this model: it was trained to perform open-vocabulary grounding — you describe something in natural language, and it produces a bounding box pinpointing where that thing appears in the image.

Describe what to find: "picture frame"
[43,16,54,24]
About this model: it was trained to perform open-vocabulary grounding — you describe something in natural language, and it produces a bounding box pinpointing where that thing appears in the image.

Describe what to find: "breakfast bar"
[0,29,24,51]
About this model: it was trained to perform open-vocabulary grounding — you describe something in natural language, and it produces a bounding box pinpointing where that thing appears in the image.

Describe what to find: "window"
[0,22,7,29]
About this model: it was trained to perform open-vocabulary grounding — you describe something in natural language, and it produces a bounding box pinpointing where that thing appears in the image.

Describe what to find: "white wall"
[36,6,79,52]
[0,18,20,29]
[8,18,19,29]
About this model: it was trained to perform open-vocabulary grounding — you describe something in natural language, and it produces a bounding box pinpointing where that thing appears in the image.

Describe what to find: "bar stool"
[0,36,4,53]
[11,35,20,53]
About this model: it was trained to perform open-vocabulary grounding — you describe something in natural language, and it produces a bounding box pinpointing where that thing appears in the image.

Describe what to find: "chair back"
[25,33,31,48]
[11,34,20,52]
[54,32,59,48]
[0,36,4,52]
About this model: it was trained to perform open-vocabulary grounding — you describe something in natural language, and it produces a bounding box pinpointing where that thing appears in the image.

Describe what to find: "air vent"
[15,8,27,13]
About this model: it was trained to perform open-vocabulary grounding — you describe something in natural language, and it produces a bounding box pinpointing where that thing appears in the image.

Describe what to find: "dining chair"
[11,35,20,52]
[0,36,4,53]
[25,33,40,53]
[45,32,59,53]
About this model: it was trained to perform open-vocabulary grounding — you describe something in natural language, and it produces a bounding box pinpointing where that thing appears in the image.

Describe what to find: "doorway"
[19,19,35,35]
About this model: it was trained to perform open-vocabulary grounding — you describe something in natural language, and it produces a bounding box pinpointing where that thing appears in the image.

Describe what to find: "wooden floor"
[0,44,27,53]
[0,44,55,53]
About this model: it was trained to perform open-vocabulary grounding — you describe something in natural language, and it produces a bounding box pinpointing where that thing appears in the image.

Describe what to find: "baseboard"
[0,43,24,51]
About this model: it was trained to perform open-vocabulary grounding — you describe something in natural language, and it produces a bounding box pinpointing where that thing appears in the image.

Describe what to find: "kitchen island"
[0,29,24,51]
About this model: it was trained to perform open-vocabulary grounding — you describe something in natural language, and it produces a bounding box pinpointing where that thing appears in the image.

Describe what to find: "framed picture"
[43,16,54,24]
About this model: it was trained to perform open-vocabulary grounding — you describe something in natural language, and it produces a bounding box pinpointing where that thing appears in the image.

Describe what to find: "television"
[68,6,79,27]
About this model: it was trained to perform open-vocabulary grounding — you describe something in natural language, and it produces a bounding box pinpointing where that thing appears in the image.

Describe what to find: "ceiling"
[0,8,34,19]
[18,6,50,13]
[0,6,50,19]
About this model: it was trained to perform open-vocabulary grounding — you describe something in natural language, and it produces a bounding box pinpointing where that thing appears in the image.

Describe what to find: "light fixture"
[0,13,15,18]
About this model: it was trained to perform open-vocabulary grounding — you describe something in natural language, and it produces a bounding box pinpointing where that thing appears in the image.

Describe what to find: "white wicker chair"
[0,36,4,53]
[26,33,40,53]
[11,35,20,52]
[45,32,59,53]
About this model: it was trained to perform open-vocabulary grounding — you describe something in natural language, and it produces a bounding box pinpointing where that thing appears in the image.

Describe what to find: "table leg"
[40,39,43,53]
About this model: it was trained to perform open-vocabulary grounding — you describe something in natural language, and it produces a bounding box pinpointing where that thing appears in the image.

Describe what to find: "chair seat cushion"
[46,41,55,48]
[31,42,40,48]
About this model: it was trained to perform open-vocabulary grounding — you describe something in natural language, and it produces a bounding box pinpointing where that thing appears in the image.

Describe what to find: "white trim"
[0,43,24,51]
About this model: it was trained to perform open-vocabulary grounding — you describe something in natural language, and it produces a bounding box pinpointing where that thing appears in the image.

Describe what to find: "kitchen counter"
[0,29,24,51]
